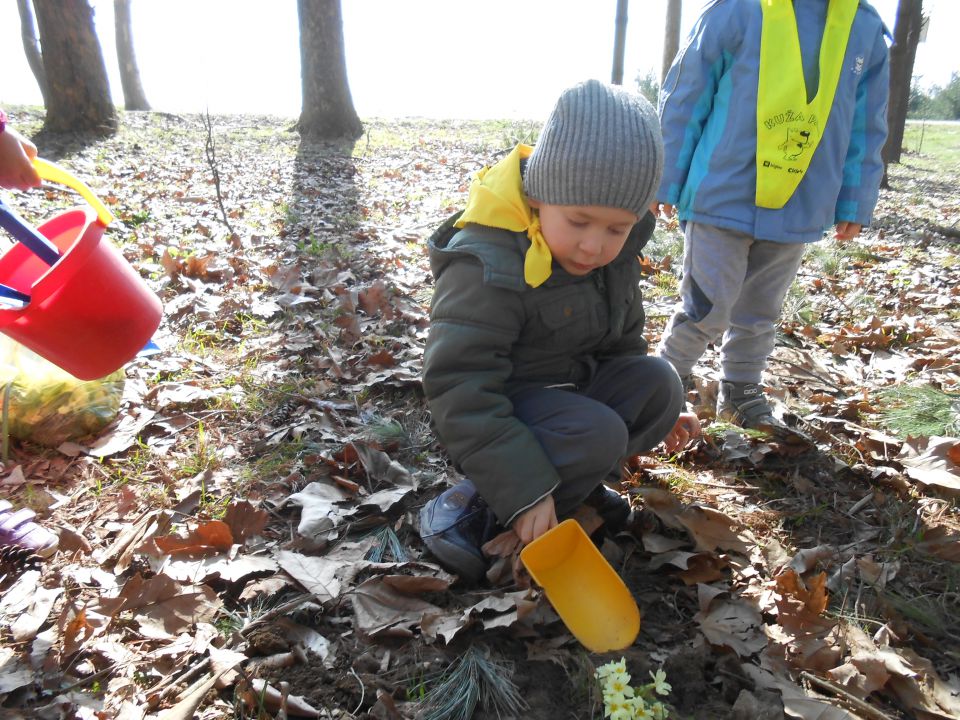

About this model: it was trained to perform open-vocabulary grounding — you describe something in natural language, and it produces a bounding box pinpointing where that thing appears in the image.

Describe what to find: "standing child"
[653,0,889,428]
[419,80,699,583]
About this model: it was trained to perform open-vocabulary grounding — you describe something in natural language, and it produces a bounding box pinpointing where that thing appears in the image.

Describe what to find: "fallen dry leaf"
[774,570,835,637]
[694,597,767,657]
[914,525,960,562]
[898,436,960,494]
[350,575,443,638]
[776,569,829,615]
[154,519,234,557]
[677,505,751,555]
[223,500,269,545]
[60,608,94,656]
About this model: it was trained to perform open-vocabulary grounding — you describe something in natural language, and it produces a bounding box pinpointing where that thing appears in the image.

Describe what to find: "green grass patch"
[901,121,960,169]
[644,271,679,300]
[876,384,960,437]
[782,279,819,325]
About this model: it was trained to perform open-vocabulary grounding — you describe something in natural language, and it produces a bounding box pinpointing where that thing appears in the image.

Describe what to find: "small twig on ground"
[53,662,122,695]
[239,592,323,636]
[202,109,236,237]
[847,492,875,516]
[769,358,843,390]
[800,670,895,720]
[150,657,210,701]
[350,667,365,716]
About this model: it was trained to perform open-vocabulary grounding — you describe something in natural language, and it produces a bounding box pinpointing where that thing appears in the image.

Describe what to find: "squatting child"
[419,80,699,583]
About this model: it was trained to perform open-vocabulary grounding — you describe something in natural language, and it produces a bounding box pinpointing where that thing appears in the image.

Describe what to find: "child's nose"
[579,234,603,256]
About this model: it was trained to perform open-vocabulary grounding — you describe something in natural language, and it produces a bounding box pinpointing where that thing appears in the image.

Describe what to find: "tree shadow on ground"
[287,135,361,258]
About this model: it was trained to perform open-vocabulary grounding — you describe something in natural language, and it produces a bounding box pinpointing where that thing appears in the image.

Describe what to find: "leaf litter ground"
[0,110,958,720]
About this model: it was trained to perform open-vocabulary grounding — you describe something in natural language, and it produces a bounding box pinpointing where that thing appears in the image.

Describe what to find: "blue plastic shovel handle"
[0,199,62,266]
[0,282,30,304]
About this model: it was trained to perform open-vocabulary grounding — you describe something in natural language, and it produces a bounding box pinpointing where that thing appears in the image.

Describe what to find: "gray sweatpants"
[657,222,807,384]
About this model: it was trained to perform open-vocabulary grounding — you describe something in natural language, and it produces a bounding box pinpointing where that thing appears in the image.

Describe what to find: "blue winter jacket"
[657,0,890,243]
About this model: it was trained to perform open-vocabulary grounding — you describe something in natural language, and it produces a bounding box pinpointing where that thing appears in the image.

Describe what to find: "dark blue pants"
[510,355,684,516]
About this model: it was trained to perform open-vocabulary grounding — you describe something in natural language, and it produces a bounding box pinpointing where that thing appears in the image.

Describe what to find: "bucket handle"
[0,199,62,266]
[33,158,115,227]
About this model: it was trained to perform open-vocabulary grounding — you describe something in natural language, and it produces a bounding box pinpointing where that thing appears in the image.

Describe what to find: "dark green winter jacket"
[422,212,655,524]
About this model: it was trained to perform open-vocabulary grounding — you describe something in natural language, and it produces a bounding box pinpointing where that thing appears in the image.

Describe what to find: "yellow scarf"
[455,144,553,288]
[756,0,858,209]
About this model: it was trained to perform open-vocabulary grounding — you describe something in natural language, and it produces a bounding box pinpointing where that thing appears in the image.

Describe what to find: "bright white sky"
[0,0,957,120]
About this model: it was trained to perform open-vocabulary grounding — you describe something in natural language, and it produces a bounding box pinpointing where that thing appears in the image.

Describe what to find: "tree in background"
[611,0,628,85]
[33,0,116,135]
[114,0,150,111]
[16,0,48,107]
[882,0,923,176]
[661,0,682,83]
[298,0,362,141]
[635,69,660,106]
[910,73,960,120]
[931,73,960,119]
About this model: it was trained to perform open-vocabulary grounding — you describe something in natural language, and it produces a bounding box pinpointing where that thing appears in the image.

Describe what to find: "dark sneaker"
[679,374,697,394]
[419,481,498,583]
[584,484,631,531]
[0,500,59,558]
[716,381,780,429]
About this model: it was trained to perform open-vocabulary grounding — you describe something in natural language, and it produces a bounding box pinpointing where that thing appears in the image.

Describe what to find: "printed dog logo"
[778,128,811,161]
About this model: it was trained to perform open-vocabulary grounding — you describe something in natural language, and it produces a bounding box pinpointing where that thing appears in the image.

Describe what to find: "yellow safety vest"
[756,0,858,208]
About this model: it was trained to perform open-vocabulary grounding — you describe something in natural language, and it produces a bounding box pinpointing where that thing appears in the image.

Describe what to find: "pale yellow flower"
[649,701,669,719]
[604,672,635,698]
[650,668,672,696]
[605,696,630,719]
[596,658,629,680]
[631,700,653,720]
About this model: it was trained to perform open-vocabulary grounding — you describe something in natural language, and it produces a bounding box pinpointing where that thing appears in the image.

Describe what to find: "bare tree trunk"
[114,0,150,110]
[298,0,362,140]
[16,0,49,106]
[661,0,682,83]
[882,0,922,184]
[33,0,116,135]
[611,0,628,86]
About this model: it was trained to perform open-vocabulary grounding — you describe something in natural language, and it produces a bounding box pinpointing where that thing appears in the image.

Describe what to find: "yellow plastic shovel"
[520,519,640,652]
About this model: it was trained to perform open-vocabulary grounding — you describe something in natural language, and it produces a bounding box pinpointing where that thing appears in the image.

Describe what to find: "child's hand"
[0,126,40,191]
[512,495,558,544]
[834,222,862,242]
[662,412,700,453]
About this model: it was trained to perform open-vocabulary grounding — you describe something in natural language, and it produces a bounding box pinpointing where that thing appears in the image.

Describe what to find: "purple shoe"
[0,500,59,558]
[584,484,632,531]
[419,480,498,584]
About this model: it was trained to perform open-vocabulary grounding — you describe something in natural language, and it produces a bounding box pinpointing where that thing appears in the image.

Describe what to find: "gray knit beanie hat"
[523,79,663,217]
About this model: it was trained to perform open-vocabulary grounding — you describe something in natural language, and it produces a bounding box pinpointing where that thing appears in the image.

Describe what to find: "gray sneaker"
[716,381,780,429]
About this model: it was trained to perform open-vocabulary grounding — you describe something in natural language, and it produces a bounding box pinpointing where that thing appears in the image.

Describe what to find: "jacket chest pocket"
[539,296,591,329]
[526,293,603,348]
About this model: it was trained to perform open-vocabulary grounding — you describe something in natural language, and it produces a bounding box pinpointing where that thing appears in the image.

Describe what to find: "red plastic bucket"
[0,206,162,380]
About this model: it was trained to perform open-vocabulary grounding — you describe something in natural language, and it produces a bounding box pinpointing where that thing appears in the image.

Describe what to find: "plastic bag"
[0,335,124,447]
